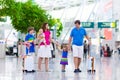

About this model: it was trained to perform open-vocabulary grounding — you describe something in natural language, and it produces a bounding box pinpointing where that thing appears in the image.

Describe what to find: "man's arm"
[68,37,72,50]
[85,35,91,44]
[85,35,89,40]
[68,37,72,45]
[68,29,73,50]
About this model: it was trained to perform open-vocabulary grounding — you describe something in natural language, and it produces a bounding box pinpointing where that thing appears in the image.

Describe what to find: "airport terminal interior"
[0,0,120,80]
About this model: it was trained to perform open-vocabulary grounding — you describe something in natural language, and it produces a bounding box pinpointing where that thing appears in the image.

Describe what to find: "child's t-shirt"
[25,33,35,54]
[62,51,68,58]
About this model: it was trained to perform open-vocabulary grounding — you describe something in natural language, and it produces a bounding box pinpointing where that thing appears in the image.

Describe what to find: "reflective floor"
[0,53,120,80]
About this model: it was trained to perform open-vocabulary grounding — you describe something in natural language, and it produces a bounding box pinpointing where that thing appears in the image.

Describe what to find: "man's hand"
[85,35,91,45]
[68,44,71,51]
[68,37,72,51]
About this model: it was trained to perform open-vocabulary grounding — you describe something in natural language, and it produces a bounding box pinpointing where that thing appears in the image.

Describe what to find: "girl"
[59,44,69,72]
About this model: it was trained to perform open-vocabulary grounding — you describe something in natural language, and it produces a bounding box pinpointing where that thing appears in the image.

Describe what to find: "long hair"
[42,23,48,32]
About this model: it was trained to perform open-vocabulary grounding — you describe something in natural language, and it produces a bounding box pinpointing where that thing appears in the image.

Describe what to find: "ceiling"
[15,0,96,10]
[34,0,95,10]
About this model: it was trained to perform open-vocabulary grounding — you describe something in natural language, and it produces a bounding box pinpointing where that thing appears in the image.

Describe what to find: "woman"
[38,23,52,72]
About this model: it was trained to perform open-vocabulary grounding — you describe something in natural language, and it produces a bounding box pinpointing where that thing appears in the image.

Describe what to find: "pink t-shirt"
[40,30,51,46]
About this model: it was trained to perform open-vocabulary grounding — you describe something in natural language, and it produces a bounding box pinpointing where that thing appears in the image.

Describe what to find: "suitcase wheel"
[93,70,96,72]
[32,70,36,72]
[87,70,96,73]
[23,70,36,73]
[22,70,27,73]
[91,70,96,73]
[87,70,91,72]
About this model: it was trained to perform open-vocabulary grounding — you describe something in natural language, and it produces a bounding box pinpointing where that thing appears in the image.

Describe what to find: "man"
[68,20,90,73]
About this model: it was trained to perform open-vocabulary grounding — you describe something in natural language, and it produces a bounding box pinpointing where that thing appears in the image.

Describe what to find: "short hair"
[106,44,108,46]
[74,20,81,25]
[27,27,34,32]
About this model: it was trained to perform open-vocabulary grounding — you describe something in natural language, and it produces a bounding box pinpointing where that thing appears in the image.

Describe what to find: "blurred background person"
[83,40,88,59]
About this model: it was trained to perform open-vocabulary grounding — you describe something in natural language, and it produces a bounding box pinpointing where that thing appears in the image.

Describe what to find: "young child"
[22,27,35,72]
[25,27,35,55]
[59,44,68,72]
[37,29,46,48]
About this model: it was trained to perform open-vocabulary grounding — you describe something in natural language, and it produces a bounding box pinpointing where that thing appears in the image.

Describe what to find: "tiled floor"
[0,53,120,80]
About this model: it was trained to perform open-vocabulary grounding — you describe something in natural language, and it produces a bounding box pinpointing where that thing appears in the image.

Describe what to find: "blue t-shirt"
[25,33,35,54]
[62,51,68,58]
[70,27,87,46]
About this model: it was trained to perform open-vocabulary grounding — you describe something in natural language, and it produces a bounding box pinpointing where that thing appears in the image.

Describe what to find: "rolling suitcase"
[87,44,96,73]
[104,51,108,57]
[87,56,96,73]
[23,50,35,73]
[23,55,35,73]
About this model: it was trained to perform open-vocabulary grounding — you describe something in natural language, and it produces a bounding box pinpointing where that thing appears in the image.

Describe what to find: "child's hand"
[45,44,47,47]
[38,46,40,48]
[20,54,26,59]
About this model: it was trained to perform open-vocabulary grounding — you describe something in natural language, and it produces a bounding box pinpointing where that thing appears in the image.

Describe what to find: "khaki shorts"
[72,45,83,58]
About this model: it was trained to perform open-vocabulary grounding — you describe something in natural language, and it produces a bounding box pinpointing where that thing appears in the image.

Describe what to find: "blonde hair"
[37,29,43,34]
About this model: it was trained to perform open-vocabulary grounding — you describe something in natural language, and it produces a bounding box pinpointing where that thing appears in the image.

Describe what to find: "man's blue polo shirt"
[70,27,87,46]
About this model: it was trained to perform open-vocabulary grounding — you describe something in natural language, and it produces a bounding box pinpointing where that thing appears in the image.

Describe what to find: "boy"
[23,27,35,72]
[25,27,35,55]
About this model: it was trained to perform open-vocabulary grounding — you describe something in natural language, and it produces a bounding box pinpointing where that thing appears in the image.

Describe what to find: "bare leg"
[62,65,66,70]
[61,65,66,72]
[74,57,78,69]
[45,58,49,71]
[78,58,81,69]
[38,57,43,71]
